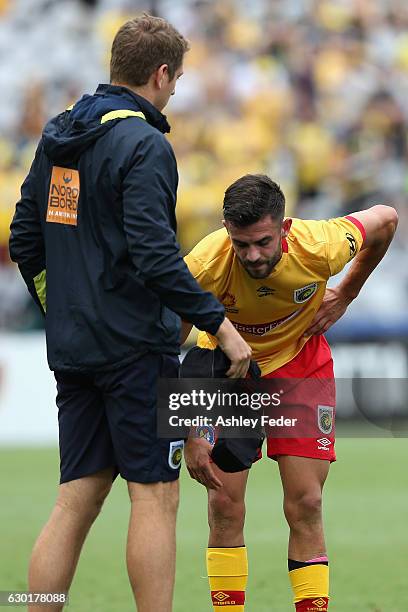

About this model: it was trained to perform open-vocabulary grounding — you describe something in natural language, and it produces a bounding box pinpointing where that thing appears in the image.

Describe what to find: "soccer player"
[182,174,398,611]
[9,15,251,612]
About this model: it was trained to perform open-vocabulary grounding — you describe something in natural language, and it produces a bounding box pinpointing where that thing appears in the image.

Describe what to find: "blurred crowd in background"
[0,0,407,332]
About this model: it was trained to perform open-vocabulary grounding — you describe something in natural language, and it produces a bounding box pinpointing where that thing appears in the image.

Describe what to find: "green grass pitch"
[0,440,407,611]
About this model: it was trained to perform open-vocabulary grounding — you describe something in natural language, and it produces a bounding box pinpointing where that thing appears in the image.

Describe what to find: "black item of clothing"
[57,352,183,484]
[180,346,264,472]
[9,84,224,372]
[179,345,261,379]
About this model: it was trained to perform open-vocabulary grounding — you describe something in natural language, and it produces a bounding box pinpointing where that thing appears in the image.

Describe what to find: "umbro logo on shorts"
[317,437,331,451]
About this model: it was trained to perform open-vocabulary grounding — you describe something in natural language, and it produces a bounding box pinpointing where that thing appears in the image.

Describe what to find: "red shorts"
[260,334,336,462]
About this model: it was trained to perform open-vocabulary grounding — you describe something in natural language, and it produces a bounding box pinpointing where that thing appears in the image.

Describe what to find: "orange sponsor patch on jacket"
[46,167,80,226]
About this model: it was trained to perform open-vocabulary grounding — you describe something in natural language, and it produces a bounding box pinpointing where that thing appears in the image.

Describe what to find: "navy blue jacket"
[9,84,224,372]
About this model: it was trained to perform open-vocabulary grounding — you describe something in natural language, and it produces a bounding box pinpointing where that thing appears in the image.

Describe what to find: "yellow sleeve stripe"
[33,269,47,312]
[100,110,146,124]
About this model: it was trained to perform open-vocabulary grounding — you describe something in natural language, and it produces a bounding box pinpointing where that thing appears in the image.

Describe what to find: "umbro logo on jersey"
[257,286,275,297]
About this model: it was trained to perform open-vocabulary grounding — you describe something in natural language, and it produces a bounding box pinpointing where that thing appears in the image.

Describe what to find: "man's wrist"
[214,316,226,339]
[187,425,216,445]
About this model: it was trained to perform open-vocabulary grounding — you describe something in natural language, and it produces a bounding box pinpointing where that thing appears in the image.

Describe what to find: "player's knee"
[208,491,245,533]
[128,480,179,516]
[284,491,322,528]
[56,473,112,523]
[162,480,180,516]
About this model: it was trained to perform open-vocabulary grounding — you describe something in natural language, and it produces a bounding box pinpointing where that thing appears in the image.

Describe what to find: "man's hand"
[215,317,252,378]
[184,436,223,490]
[304,287,350,336]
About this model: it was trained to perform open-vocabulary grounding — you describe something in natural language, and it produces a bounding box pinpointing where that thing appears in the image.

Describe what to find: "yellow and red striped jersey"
[184,216,365,375]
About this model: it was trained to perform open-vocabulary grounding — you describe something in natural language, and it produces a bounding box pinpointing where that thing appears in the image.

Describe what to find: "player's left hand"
[304,286,351,336]
[184,436,223,490]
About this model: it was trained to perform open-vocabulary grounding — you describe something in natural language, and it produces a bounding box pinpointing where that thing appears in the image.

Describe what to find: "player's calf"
[207,483,248,610]
[28,470,113,612]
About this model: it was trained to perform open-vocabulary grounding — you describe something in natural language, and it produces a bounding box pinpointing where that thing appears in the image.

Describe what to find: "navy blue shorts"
[55,353,183,484]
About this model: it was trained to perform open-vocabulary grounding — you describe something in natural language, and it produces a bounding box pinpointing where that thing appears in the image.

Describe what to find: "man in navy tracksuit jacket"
[9,15,251,611]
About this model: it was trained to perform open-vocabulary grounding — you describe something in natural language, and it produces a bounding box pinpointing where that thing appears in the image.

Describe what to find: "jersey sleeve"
[184,251,219,296]
[321,215,366,277]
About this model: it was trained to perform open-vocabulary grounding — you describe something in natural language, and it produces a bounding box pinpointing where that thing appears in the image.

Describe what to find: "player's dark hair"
[110,14,189,87]
[223,174,285,226]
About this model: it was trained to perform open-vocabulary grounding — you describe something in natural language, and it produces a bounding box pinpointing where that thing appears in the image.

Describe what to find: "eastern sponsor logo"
[346,232,357,258]
[168,440,184,469]
[294,282,317,304]
[257,285,275,297]
[230,310,299,336]
[222,292,239,313]
[47,166,80,226]
[317,437,332,451]
[318,405,334,435]
[196,425,215,445]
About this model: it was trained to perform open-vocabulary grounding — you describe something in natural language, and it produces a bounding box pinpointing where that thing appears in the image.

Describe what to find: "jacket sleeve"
[9,146,46,314]
[122,132,224,335]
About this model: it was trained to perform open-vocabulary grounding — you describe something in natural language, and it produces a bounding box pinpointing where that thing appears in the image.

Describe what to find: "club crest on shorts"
[294,282,317,303]
[196,425,215,445]
[168,440,184,470]
[318,405,334,434]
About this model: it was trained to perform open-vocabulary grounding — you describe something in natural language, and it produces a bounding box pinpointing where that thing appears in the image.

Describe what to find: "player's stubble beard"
[239,244,283,279]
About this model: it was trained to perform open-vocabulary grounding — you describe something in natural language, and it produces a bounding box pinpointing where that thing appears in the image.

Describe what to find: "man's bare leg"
[278,456,330,610]
[126,480,179,612]
[208,466,249,547]
[28,468,113,612]
[206,466,249,610]
[278,456,330,560]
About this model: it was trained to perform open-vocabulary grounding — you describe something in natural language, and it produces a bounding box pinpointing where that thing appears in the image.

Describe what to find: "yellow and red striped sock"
[289,556,329,611]
[207,546,248,611]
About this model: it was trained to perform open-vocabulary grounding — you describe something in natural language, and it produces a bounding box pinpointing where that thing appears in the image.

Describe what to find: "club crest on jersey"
[168,440,184,470]
[318,406,334,434]
[294,282,317,303]
[257,286,275,297]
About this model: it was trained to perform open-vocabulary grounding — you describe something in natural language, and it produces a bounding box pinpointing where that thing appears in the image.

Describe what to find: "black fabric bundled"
[180,346,264,472]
